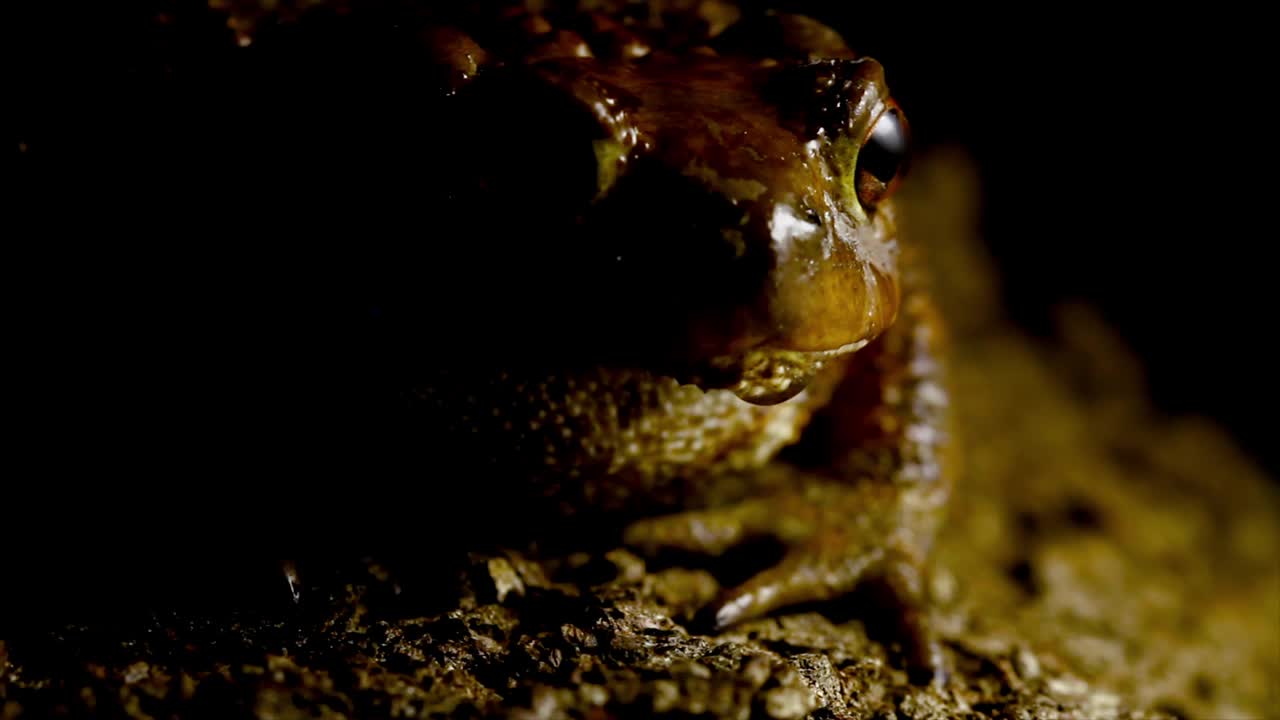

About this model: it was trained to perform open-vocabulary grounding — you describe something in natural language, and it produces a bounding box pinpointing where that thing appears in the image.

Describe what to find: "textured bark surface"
[3,152,1277,719]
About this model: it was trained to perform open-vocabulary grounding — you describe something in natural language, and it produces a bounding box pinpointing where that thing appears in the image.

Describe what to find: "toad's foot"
[624,479,946,684]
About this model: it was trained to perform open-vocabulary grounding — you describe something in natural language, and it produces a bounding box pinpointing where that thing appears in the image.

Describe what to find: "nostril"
[801,200,823,226]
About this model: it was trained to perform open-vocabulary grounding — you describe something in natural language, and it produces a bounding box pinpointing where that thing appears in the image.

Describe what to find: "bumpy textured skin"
[412,364,847,507]
[221,0,952,680]
[624,278,951,679]
[360,3,907,486]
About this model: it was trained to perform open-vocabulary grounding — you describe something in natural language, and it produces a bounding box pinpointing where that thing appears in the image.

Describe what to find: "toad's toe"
[624,482,948,684]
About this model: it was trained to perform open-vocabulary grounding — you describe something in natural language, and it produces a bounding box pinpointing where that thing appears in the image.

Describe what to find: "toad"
[281,2,950,682]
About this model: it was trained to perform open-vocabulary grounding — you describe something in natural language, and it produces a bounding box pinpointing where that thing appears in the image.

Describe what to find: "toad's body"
[294,2,951,680]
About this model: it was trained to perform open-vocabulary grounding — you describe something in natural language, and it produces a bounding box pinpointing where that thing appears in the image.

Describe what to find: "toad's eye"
[855,104,909,209]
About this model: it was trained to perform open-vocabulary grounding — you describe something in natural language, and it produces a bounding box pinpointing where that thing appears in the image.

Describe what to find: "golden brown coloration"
[223,0,950,681]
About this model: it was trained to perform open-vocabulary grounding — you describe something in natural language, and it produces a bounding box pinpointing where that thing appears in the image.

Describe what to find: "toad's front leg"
[625,292,951,683]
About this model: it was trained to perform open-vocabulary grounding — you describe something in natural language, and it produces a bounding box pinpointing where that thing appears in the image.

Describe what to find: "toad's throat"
[411,350,860,484]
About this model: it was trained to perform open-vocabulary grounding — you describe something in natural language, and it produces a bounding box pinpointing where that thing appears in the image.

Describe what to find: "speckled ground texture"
[4,149,1276,719]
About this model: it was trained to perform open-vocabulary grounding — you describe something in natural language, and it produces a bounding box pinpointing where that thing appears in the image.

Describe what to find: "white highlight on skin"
[769,203,821,264]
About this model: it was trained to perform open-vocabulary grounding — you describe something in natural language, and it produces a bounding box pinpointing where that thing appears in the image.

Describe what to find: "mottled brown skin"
[398,2,948,682]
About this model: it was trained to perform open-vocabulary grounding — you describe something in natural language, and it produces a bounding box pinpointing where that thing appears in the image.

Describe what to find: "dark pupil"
[859,109,907,185]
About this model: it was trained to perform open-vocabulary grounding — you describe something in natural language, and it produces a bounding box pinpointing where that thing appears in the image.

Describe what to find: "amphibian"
[228,0,951,682]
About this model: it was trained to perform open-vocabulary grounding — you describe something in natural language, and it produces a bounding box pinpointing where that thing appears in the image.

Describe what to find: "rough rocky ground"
[4,148,1277,719]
